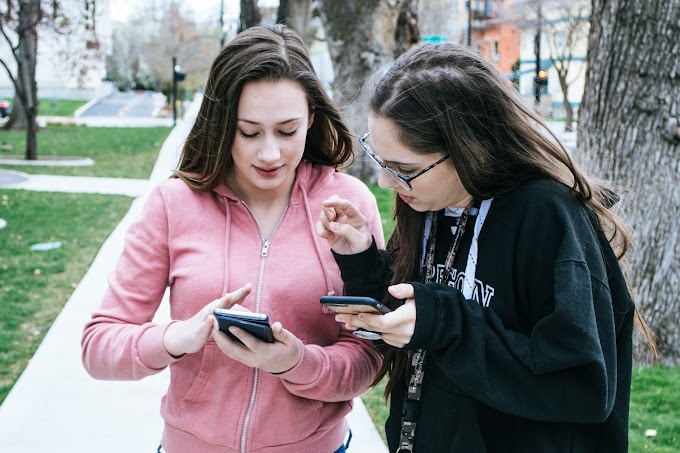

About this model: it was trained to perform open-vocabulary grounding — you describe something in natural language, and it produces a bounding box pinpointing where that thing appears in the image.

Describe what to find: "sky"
[108,0,279,23]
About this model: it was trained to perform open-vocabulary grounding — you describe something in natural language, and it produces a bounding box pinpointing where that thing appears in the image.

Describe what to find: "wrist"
[163,321,186,358]
[271,341,303,375]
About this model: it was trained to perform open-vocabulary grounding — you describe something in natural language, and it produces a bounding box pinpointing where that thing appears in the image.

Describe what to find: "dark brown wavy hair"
[368,43,655,398]
[174,24,354,191]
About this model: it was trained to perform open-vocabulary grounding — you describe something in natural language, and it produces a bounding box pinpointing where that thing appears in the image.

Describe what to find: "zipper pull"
[261,239,270,257]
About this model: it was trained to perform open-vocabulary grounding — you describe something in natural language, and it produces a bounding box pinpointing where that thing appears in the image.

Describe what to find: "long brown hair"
[174,25,354,191]
[368,43,654,397]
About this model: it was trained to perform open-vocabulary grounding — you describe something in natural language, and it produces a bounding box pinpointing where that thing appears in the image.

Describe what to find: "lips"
[398,193,415,204]
[255,166,282,178]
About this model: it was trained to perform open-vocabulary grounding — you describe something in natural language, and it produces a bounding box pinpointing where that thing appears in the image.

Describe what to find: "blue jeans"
[158,430,351,453]
[335,428,352,452]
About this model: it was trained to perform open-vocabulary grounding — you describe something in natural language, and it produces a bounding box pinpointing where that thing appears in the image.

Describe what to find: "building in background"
[468,0,589,120]
[470,0,522,79]
[419,0,469,45]
[516,0,589,120]
[0,0,114,101]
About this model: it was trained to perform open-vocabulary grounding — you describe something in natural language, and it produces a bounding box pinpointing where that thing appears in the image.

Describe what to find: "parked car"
[0,99,10,118]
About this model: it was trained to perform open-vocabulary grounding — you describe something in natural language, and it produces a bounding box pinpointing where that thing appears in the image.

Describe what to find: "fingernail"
[329,222,339,232]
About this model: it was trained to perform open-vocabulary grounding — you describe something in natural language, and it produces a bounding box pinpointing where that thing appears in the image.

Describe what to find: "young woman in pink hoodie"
[82,25,384,453]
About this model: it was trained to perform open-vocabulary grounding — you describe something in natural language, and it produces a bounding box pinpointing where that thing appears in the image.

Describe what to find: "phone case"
[320,295,392,314]
[214,311,274,344]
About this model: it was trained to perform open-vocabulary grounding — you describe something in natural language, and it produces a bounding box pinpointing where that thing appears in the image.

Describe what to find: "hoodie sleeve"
[332,186,391,301]
[333,239,391,301]
[276,328,382,402]
[81,184,180,380]
[405,192,631,424]
[275,185,385,401]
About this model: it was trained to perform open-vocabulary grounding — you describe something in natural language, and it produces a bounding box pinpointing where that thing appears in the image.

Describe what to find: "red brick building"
[470,0,522,78]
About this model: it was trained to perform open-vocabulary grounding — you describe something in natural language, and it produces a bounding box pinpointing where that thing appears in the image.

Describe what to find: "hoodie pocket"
[173,342,251,448]
[250,373,324,448]
[179,342,215,408]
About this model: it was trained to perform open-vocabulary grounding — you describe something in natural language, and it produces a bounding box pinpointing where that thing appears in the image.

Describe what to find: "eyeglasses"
[359,132,450,191]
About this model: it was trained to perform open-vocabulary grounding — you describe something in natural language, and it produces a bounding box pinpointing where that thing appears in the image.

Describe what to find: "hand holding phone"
[320,295,391,340]
[214,308,274,344]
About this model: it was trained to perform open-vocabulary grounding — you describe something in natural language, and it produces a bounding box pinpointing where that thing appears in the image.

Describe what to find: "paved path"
[0,173,149,197]
[0,96,388,453]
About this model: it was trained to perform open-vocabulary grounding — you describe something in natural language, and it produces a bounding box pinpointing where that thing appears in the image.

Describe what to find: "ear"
[307,109,315,129]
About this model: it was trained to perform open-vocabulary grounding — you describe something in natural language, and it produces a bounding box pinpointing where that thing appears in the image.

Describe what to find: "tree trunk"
[239,0,261,32]
[578,0,680,364]
[317,0,406,182]
[563,102,573,132]
[557,73,574,132]
[5,0,41,160]
[394,0,420,58]
[278,0,312,42]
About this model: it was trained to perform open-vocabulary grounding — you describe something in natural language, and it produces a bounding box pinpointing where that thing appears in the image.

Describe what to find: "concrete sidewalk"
[0,97,388,452]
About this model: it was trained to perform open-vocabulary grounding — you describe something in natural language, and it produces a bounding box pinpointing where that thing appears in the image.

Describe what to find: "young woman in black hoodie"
[316,44,654,452]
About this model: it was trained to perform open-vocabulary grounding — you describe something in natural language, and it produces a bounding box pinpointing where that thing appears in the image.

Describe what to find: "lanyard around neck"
[398,198,493,453]
[423,205,471,284]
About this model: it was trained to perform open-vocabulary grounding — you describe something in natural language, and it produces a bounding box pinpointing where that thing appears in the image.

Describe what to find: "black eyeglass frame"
[359,132,451,191]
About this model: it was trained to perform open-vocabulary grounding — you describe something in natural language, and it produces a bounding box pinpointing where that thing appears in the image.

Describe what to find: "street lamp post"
[220,0,225,48]
[172,56,177,125]
[534,2,543,106]
[467,0,474,47]
[172,56,186,126]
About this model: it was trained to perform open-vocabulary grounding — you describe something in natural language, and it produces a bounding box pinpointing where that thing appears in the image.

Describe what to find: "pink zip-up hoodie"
[82,161,384,452]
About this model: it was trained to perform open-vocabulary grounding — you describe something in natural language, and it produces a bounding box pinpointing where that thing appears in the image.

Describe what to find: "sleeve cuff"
[272,343,322,384]
[332,237,380,282]
[137,322,184,370]
[404,282,439,351]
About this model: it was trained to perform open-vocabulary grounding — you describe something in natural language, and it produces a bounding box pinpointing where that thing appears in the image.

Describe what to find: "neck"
[239,188,292,211]
[228,175,296,210]
[446,194,474,210]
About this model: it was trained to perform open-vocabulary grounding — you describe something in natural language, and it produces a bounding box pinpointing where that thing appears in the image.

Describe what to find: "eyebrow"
[237,118,302,125]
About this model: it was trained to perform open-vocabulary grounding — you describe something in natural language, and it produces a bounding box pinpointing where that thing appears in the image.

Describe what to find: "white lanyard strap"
[462,198,492,300]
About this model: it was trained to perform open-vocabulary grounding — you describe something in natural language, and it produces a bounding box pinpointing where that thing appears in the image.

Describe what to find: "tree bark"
[578,0,680,363]
[557,73,574,132]
[239,0,262,32]
[317,0,406,182]
[4,0,40,160]
[394,0,420,58]
[278,0,312,42]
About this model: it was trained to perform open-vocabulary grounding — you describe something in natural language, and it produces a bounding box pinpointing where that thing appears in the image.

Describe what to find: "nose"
[377,168,400,189]
[258,135,281,163]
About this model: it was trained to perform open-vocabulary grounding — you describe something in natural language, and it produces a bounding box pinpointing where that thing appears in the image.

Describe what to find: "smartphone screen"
[320,295,392,315]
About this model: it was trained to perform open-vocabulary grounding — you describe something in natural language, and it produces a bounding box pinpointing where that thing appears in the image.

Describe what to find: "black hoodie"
[334,178,634,453]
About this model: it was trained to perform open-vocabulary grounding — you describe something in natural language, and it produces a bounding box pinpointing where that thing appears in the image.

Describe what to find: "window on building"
[474,0,494,17]
[493,40,500,60]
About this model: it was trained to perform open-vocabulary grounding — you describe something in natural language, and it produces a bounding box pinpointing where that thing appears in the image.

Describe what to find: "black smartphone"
[214,308,274,344]
[320,295,392,315]
[320,296,391,340]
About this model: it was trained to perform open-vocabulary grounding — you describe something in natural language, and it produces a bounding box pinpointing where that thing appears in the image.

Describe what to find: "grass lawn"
[629,366,680,451]
[369,185,395,239]
[0,126,171,179]
[364,184,680,451]
[38,99,87,117]
[0,190,132,405]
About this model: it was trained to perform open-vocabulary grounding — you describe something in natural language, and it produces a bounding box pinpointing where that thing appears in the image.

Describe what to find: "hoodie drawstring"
[221,196,232,296]
[300,185,336,297]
